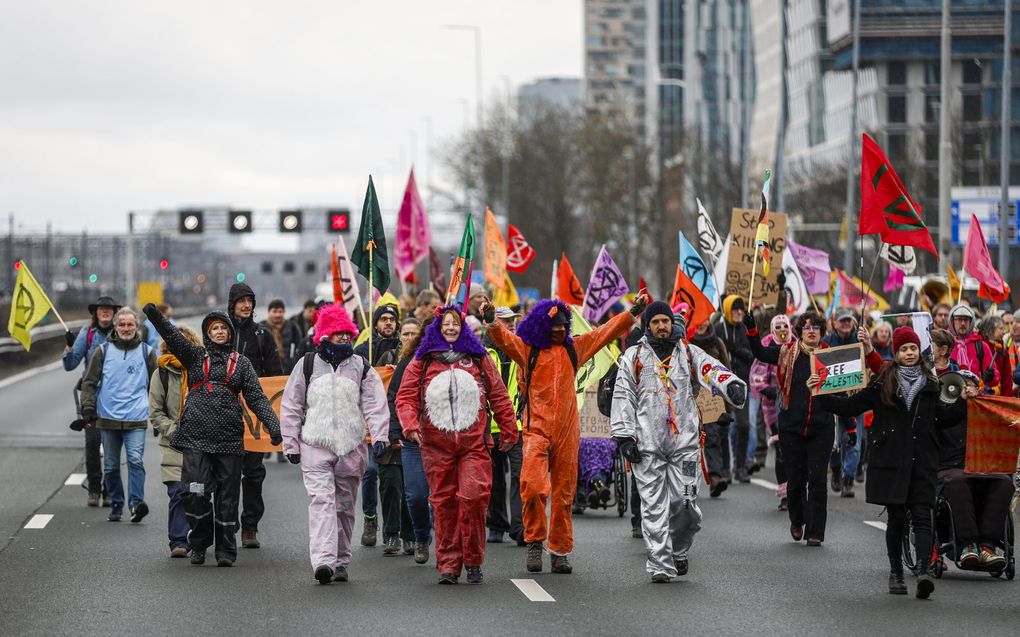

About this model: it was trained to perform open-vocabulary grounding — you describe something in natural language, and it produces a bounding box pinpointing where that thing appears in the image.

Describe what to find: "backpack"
[596,343,640,418]
[517,342,579,427]
[299,352,370,426]
[190,350,239,394]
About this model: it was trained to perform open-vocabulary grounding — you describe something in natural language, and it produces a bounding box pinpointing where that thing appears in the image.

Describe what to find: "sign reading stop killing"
[810,343,868,396]
[723,209,788,301]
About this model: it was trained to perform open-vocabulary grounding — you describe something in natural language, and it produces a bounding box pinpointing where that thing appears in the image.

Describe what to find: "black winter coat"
[259,319,305,374]
[387,354,413,444]
[355,334,401,366]
[748,333,835,437]
[715,319,753,381]
[820,377,965,506]
[227,283,283,378]
[144,305,281,456]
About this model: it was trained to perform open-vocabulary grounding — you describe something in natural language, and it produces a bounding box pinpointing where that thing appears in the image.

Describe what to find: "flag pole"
[747,251,759,308]
[860,243,883,316]
[368,242,375,364]
[957,267,966,305]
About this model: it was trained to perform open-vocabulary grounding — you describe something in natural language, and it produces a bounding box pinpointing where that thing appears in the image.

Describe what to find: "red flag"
[963,214,1007,296]
[506,224,536,273]
[859,134,937,258]
[638,276,652,300]
[429,247,447,293]
[670,265,714,338]
[330,243,342,303]
[556,254,585,306]
[965,395,1020,473]
[979,282,1011,303]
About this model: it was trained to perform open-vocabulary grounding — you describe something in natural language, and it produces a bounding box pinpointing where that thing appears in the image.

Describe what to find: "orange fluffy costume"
[486,300,634,559]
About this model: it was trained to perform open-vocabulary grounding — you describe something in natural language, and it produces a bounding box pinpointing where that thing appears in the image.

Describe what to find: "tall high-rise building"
[584,0,649,136]
[518,78,583,119]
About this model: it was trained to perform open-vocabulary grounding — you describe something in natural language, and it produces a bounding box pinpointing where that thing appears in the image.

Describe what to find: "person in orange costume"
[481,294,648,574]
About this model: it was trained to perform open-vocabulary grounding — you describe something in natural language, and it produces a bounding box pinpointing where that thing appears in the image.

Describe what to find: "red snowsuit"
[396,354,517,574]
[486,311,634,555]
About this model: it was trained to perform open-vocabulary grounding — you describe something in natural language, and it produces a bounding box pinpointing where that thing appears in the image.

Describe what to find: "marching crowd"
[60,276,1019,597]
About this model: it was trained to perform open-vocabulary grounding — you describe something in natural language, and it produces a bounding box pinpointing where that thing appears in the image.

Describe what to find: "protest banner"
[578,386,612,438]
[695,391,727,425]
[723,209,788,301]
[810,344,867,396]
[243,376,287,453]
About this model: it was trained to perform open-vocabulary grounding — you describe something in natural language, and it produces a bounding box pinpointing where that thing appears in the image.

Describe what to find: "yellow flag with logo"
[570,306,621,409]
[7,261,55,351]
[491,272,520,308]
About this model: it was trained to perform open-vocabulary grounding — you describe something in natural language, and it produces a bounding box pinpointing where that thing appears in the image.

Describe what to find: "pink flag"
[787,241,831,295]
[394,169,432,282]
[963,214,1006,293]
[883,265,904,293]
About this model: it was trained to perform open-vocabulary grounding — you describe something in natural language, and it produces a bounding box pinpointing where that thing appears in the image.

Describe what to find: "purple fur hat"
[415,305,488,359]
[516,299,574,350]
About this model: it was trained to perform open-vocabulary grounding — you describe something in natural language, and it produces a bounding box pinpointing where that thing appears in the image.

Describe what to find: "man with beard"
[355,304,401,365]
[261,299,305,374]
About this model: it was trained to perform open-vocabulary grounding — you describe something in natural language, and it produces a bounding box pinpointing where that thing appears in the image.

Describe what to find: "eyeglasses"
[333,334,352,343]
[802,325,821,332]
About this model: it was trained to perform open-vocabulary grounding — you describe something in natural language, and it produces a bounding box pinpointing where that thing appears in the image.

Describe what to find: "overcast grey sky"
[0,1,582,235]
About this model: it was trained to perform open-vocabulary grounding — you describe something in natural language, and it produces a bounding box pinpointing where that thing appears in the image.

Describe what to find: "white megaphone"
[939,372,965,404]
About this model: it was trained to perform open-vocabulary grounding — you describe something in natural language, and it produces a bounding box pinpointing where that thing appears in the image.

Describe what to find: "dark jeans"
[486,434,523,540]
[779,426,834,541]
[85,427,104,494]
[400,441,432,543]
[241,450,266,532]
[361,453,378,517]
[182,450,243,560]
[938,469,1015,545]
[379,463,414,542]
[165,481,190,550]
[703,418,730,479]
[887,503,933,573]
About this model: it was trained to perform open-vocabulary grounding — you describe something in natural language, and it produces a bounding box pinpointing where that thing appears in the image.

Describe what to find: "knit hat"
[313,303,360,344]
[892,326,921,353]
[721,295,745,324]
[373,304,399,323]
[469,283,486,299]
[642,301,674,332]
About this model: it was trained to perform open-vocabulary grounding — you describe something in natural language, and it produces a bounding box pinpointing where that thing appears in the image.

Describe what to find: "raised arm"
[485,320,529,367]
[574,310,635,366]
[689,343,747,408]
[62,328,89,371]
[142,304,204,366]
[746,324,781,365]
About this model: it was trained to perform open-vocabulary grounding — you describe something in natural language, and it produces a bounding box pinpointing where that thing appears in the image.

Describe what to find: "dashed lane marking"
[24,514,54,529]
[64,473,87,486]
[750,478,778,490]
[864,521,887,531]
[511,578,555,602]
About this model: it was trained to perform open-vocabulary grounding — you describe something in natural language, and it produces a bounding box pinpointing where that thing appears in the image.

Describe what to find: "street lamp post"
[444,25,483,129]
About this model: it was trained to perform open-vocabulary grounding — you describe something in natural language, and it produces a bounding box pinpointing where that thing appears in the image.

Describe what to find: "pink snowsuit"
[280,353,389,570]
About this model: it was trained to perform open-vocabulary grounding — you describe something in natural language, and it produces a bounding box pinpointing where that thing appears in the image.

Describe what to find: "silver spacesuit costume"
[611,336,746,577]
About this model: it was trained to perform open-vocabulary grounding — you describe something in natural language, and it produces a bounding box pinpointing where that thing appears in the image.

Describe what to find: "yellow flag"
[947,265,962,302]
[570,305,621,408]
[7,261,55,351]
[491,272,520,308]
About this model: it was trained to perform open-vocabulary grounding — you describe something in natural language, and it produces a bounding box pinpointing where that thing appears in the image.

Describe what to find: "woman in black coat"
[819,326,965,599]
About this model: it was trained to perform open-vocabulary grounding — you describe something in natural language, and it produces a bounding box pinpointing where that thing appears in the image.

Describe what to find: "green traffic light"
[88,274,98,283]
[236,273,246,283]
[68,256,78,267]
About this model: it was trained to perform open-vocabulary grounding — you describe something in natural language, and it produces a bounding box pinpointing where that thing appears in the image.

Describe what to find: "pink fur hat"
[313,303,360,344]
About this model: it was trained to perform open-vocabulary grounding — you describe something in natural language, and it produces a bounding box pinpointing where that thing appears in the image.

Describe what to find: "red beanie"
[892,326,921,353]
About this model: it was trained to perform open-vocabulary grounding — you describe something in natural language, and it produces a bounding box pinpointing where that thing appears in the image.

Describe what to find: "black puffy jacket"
[227,283,283,378]
[144,305,281,456]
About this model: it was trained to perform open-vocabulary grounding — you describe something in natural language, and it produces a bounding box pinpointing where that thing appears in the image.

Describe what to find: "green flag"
[447,213,477,303]
[352,175,390,293]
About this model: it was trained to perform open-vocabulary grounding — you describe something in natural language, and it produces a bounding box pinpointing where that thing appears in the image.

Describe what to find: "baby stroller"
[574,437,629,517]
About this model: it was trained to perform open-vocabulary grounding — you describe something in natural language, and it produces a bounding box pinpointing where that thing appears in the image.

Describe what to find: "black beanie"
[373,305,399,323]
[642,301,675,332]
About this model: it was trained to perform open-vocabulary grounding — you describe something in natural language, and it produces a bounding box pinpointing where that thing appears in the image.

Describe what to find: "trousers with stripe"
[181,449,243,560]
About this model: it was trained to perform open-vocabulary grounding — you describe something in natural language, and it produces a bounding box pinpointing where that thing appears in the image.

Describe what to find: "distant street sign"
[951,186,1020,247]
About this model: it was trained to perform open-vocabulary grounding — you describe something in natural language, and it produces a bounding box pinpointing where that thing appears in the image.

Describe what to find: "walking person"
[749,314,793,510]
[225,282,283,550]
[79,307,158,523]
[149,325,204,557]
[396,305,519,584]
[714,296,754,482]
[279,303,391,584]
[62,295,118,507]
[142,303,282,567]
[819,326,966,598]
[823,308,863,497]
[260,298,305,374]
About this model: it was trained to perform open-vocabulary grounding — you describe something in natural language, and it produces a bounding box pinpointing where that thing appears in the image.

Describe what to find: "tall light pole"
[999,0,1013,275]
[844,0,862,274]
[444,25,483,129]
[937,0,952,273]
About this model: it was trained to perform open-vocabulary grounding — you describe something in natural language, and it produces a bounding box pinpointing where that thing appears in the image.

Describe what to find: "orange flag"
[556,254,585,306]
[670,265,715,338]
[483,208,507,289]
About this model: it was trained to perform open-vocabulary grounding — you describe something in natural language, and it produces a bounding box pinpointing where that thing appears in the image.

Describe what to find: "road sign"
[951,187,1020,247]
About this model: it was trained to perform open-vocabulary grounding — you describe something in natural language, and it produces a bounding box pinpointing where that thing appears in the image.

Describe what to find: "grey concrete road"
[1,362,1017,636]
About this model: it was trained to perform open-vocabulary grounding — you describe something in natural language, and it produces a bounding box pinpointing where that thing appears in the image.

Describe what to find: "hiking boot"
[888,569,907,595]
[709,475,729,498]
[414,541,430,565]
[101,494,112,508]
[778,497,788,512]
[314,565,333,585]
[526,542,544,572]
[550,554,572,574]
[361,515,378,547]
[840,476,855,498]
[107,506,123,522]
[333,566,349,582]
[734,466,751,483]
[790,524,804,542]
[382,534,401,556]
[980,546,1006,569]
[190,548,206,565]
[438,572,459,585]
[241,530,260,549]
[830,469,842,493]
[651,573,670,583]
[631,526,643,539]
[674,558,689,576]
[87,492,100,507]
[916,573,934,599]
[170,546,189,558]
[402,542,416,556]
[129,501,149,523]
[487,529,504,543]
[960,543,980,568]
[466,565,483,584]
[216,557,234,567]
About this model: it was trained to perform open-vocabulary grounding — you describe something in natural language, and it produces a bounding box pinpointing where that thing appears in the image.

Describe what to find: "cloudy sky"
[0,1,582,237]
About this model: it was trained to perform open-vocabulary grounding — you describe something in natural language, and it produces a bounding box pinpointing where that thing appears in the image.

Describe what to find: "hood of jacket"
[201,311,236,352]
[227,282,256,326]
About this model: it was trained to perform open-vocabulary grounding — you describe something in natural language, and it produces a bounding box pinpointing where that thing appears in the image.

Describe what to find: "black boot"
[840,475,855,498]
[888,569,907,595]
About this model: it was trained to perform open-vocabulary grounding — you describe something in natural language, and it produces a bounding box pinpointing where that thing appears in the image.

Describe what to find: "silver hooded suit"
[611,336,745,577]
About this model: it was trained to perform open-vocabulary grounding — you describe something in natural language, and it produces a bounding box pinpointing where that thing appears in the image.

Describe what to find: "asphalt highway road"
[1,360,1018,636]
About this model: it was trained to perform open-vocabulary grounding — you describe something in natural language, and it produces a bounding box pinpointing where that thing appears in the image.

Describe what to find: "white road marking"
[511,578,555,602]
[864,520,887,531]
[24,514,54,529]
[64,473,87,486]
[0,361,64,391]
[750,478,778,490]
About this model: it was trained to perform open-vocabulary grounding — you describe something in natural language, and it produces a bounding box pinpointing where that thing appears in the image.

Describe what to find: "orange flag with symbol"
[556,254,585,306]
[670,265,715,338]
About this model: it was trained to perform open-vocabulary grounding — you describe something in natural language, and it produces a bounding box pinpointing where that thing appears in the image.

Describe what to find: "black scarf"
[318,342,354,369]
[646,331,680,360]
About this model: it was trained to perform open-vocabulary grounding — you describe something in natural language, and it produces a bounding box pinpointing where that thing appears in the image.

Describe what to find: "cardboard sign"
[695,391,727,424]
[243,376,288,453]
[810,344,867,395]
[578,387,612,438]
[723,209,788,301]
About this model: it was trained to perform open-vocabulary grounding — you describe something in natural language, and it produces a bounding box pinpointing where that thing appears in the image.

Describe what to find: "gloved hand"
[983,365,995,384]
[726,383,747,407]
[142,303,158,318]
[629,294,650,317]
[615,437,642,464]
[64,330,77,348]
[270,434,283,447]
[153,427,160,438]
[761,387,778,400]
[742,311,757,331]
[372,441,388,458]
[81,408,97,424]
[481,302,495,324]
[847,431,858,447]
[717,413,733,425]
[286,453,301,465]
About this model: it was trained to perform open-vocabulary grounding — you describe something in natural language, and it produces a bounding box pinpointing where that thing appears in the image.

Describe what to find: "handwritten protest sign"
[695,391,727,424]
[810,344,867,396]
[579,387,612,438]
[723,209,788,301]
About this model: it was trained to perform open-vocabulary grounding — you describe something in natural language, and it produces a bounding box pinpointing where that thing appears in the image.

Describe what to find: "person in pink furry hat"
[279,303,391,585]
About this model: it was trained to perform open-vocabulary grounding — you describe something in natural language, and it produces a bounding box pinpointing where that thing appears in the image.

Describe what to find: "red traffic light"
[13,260,21,270]
[159,258,169,270]
[328,210,350,233]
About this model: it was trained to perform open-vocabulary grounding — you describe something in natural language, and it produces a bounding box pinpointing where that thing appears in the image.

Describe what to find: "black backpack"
[596,343,639,418]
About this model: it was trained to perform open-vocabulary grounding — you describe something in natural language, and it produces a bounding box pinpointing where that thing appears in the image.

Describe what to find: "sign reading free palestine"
[811,344,867,396]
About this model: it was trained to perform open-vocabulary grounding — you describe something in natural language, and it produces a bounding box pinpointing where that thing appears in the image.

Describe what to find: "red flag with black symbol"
[670,265,714,338]
[505,224,536,273]
[556,254,585,306]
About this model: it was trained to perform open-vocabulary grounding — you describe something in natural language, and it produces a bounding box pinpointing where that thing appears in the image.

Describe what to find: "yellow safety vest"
[488,347,523,433]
